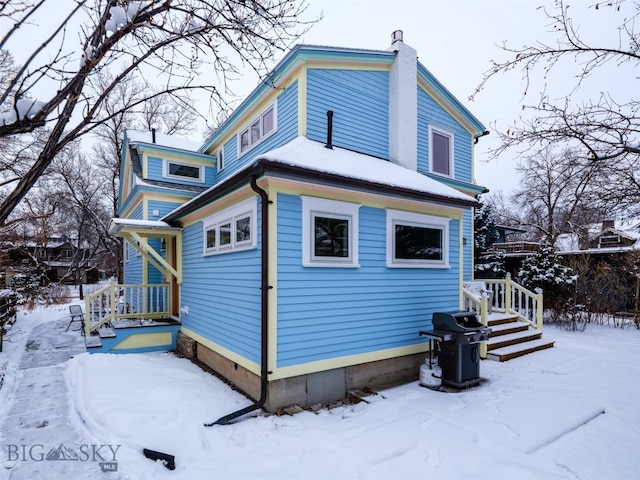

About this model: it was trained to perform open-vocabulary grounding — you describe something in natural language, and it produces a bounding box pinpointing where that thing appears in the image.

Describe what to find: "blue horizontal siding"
[463,210,472,280]
[179,202,263,363]
[218,81,298,183]
[417,87,473,182]
[276,193,460,368]
[123,203,144,285]
[307,69,389,159]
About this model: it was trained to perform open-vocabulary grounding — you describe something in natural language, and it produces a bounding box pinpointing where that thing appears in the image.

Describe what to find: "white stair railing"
[84,280,169,336]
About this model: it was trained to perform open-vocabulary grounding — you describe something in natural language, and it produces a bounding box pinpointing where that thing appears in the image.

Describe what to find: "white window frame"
[302,196,360,268]
[163,159,205,183]
[428,125,455,177]
[386,209,450,268]
[216,147,224,172]
[202,197,258,256]
[237,102,278,157]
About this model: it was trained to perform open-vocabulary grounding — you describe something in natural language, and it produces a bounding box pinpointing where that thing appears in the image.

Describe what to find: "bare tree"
[0,0,314,225]
[512,146,605,245]
[475,0,640,214]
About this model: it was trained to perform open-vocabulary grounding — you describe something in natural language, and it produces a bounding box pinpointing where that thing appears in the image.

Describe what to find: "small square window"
[302,196,360,267]
[313,215,350,259]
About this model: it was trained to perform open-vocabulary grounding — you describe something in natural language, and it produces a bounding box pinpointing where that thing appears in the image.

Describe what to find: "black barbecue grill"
[419,311,491,388]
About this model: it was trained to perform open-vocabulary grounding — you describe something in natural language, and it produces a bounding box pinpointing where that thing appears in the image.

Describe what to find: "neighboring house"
[110,32,490,411]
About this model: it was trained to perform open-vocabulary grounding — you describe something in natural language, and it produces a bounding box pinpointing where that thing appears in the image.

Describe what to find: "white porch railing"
[463,274,543,357]
[84,280,169,336]
[463,273,543,329]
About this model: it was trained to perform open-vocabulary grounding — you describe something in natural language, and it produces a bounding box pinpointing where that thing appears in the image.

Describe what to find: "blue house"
[99,32,548,414]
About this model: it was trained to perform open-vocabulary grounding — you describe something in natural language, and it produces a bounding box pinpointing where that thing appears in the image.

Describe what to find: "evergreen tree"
[474,203,505,278]
[517,246,577,312]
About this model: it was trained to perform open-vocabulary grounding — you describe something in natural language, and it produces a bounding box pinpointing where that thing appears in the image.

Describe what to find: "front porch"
[83,281,180,353]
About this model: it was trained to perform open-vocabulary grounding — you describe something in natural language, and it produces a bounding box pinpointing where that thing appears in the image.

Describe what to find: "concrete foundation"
[194,339,427,412]
[176,331,197,360]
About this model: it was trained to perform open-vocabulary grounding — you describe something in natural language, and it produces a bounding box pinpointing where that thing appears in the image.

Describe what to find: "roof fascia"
[130,141,212,162]
[164,158,478,224]
[417,63,486,137]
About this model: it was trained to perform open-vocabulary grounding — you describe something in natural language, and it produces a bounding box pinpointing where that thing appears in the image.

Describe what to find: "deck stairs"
[485,312,554,361]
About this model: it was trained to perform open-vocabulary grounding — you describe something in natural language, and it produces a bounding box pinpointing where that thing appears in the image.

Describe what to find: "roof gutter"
[205,174,271,425]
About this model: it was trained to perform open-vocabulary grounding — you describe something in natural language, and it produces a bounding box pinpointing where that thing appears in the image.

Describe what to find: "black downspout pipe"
[206,174,271,426]
[325,110,333,149]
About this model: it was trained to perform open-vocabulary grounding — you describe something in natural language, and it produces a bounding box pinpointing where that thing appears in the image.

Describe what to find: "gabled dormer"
[118,129,216,220]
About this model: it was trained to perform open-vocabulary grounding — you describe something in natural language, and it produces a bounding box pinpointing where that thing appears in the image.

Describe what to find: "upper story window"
[216,148,224,172]
[203,197,257,256]
[386,209,450,268]
[429,125,454,177]
[238,103,277,156]
[163,159,204,183]
[302,196,360,268]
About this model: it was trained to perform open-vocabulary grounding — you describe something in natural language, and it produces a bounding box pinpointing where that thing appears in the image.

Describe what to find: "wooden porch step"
[486,338,555,362]
[487,329,542,350]
[488,321,529,338]
[487,313,520,326]
[97,325,116,338]
[85,334,102,349]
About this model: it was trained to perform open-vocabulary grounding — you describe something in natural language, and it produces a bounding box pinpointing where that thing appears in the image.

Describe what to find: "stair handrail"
[466,274,543,331]
[84,280,170,336]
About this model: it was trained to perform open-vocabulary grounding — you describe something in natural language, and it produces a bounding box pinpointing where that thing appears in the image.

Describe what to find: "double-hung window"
[302,196,360,267]
[203,197,258,255]
[386,209,450,268]
[238,103,277,156]
[429,125,454,177]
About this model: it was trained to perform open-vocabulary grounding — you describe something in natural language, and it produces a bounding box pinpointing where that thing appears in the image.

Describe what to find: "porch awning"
[109,218,183,284]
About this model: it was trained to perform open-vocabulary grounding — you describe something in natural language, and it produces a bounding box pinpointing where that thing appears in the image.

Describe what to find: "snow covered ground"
[1,300,639,479]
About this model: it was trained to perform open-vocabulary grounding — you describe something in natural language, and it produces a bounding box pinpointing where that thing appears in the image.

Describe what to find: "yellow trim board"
[269,343,432,381]
[113,332,172,350]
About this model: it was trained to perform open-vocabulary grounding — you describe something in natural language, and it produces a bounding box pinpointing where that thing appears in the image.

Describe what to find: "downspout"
[206,174,271,426]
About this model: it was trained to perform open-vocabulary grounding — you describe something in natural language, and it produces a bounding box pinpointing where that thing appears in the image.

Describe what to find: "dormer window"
[163,159,204,182]
[429,125,454,177]
[238,103,277,156]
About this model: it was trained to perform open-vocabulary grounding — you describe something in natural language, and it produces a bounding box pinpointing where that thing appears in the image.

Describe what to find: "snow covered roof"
[109,218,180,236]
[126,129,202,152]
[257,136,476,203]
[165,136,477,222]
